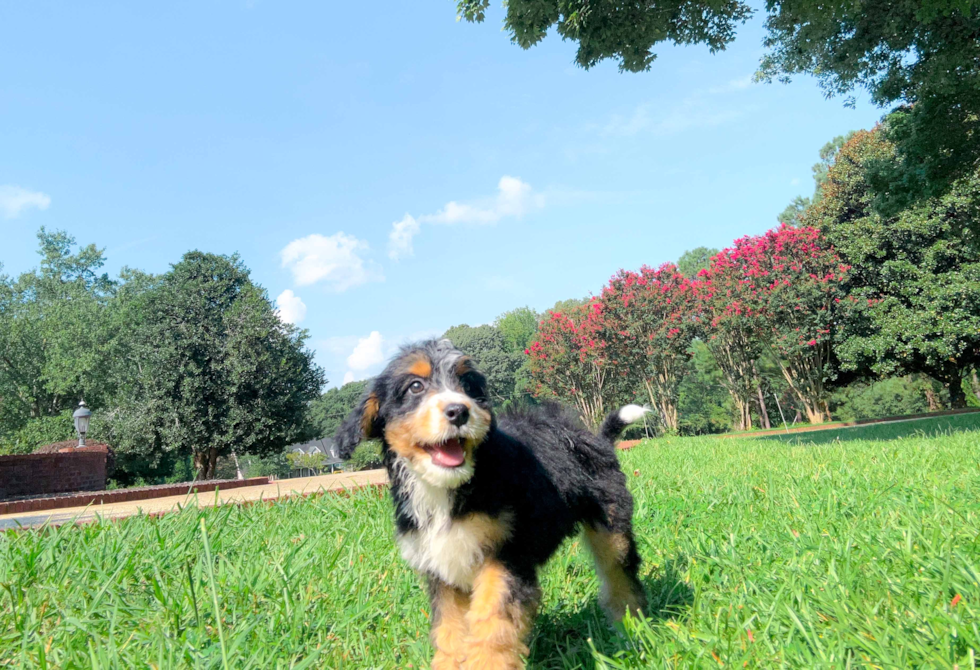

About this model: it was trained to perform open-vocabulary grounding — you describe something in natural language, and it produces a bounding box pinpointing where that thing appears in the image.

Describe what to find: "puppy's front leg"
[462,560,538,670]
[429,579,470,670]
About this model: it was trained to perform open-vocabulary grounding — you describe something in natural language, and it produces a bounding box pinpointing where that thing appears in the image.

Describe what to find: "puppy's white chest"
[394,464,511,588]
[398,515,490,589]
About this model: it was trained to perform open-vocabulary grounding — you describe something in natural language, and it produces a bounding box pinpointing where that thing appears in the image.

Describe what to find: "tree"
[456,0,752,73]
[599,264,696,433]
[0,230,117,445]
[778,134,856,224]
[311,379,370,440]
[443,323,523,406]
[730,225,851,423]
[494,307,539,354]
[525,302,630,427]
[804,129,980,408]
[112,252,324,480]
[759,0,980,202]
[677,247,719,279]
[693,252,767,431]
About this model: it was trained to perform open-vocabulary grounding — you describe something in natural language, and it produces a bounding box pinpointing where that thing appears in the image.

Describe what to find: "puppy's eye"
[408,380,425,395]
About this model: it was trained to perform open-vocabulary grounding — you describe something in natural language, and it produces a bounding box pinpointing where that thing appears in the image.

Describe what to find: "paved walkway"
[0,469,389,531]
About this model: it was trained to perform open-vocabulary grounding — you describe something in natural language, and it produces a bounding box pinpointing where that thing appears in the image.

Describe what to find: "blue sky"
[0,1,885,388]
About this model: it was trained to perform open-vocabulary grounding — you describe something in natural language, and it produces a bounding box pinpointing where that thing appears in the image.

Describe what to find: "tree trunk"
[755,383,771,430]
[194,447,220,480]
[947,376,967,409]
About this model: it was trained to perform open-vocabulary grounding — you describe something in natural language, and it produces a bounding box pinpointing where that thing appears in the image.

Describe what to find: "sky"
[0,1,886,388]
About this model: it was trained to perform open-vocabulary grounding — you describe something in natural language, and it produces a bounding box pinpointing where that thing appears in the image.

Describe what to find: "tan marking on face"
[583,528,645,622]
[464,559,536,668]
[384,416,428,462]
[407,357,432,378]
[431,583,470,669]
[361,393,379,438]
[455,356,475,376]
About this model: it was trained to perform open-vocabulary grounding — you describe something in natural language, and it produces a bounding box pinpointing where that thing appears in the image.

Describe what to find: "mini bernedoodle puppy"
[336,339,648,669]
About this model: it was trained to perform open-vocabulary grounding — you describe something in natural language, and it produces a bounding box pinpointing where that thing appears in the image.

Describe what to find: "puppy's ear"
[335,390,383,459]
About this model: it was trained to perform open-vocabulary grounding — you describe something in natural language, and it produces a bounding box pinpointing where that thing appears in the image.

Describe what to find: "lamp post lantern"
[73,400,92,448]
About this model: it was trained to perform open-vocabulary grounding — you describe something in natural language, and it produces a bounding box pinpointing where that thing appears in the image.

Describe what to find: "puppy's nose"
[444,403,470,427]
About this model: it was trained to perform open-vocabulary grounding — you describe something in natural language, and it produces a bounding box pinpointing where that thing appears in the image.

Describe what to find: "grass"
[761,411,980,445]
[2,431,979,668]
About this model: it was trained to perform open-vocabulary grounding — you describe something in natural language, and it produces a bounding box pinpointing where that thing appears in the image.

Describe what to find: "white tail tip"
[618,405,649,424]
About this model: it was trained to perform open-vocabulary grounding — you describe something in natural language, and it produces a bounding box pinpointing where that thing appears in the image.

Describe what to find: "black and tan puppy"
[335,339,648,669]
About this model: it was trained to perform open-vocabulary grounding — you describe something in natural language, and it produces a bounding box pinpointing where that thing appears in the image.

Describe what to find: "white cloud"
[0,185,51,219]
[388,214,420,260]
[280,232,383,292]
[387,176,544,260]
[342,371,355,385]
[347,331,385,371]
[275,289,307,324]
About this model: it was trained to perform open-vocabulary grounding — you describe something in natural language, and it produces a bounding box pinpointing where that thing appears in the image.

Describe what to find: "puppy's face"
[338,340,492,489]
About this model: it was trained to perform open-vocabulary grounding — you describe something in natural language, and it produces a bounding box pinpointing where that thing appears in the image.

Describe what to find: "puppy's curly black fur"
[336,339,647,669]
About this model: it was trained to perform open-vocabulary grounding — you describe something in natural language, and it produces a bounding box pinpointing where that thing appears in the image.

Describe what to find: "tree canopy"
[804,129,980,407]
[456,0,752,73]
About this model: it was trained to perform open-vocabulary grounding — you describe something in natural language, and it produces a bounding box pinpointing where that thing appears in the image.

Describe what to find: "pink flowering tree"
[734,224,850,424]
[599,263,695,433]
[525,302,629,428]
[693,254,767,431]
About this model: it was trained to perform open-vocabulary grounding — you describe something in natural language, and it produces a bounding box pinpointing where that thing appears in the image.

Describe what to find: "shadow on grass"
[759,413,980,446]
[528,557,693,669]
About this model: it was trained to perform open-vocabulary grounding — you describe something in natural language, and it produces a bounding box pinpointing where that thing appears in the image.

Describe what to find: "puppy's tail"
[599,404,649,442]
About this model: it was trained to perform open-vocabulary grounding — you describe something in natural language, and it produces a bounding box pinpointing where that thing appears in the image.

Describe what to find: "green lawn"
[761,411,980,445]
[2,432,979,668]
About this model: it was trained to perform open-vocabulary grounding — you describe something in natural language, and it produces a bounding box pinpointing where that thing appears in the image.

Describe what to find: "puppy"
[336,339,648,669]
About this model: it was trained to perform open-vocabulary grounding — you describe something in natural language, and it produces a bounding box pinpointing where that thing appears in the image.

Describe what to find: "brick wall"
[0,445,108,501]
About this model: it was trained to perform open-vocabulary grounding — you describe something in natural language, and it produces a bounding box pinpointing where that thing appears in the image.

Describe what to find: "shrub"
[347,440,383,471]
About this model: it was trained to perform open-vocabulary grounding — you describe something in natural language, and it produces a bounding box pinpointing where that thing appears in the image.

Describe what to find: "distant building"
[286,437,342,476]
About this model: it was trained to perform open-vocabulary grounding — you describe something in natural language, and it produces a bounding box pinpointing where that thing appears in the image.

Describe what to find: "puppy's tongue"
[425,438,465,468]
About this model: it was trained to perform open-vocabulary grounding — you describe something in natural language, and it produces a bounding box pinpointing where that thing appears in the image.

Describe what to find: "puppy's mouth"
[422,438,466,468]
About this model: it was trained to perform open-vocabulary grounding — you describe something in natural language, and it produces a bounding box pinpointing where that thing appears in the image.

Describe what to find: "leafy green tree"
[494,307,539,354]
[805,129,980,408]
[677,247,719,279]
[677,341,732,434]
[759,0,980,202]
[443,323,523,406]
[0,230,117,444]
[456,0,752,73]
[311,379,370,440]
[108,252,324,480]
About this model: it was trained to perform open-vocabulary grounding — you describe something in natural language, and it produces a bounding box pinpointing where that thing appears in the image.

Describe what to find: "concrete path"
[0,469,389,531]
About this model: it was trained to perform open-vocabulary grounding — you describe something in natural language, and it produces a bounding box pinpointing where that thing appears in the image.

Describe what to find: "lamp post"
[73,400,92,448]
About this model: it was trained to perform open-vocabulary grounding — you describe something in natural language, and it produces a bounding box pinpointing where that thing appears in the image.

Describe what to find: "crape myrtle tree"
[694,251,768,431]
[804,129,980,407]
[525,301,630,427]
[600,264,695,433]
[733,225,851,424]
[114,252,324,480]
